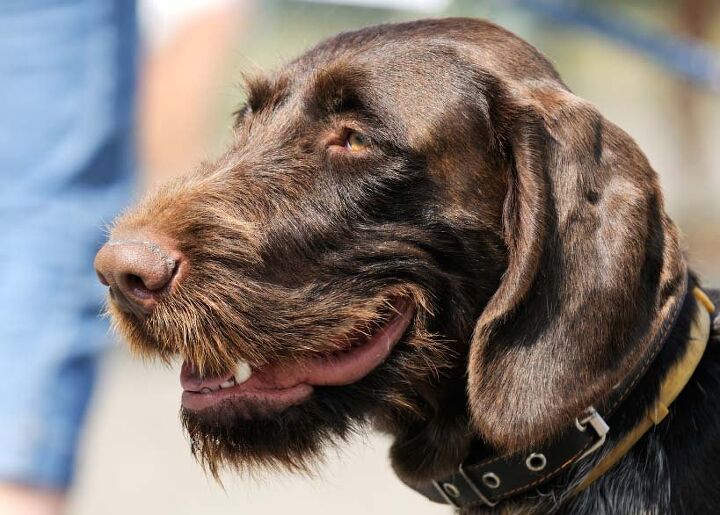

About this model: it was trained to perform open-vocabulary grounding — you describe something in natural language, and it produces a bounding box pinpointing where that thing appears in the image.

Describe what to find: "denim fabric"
[0,0,137,488]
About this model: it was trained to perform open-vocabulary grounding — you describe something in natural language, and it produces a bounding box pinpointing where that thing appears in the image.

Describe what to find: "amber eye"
[345,131,369,151]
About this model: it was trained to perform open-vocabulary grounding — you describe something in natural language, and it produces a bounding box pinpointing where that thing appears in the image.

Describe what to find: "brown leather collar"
[405,279,715,510]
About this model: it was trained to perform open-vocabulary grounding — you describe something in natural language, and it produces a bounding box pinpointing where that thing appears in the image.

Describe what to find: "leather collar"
[405,281,715,510]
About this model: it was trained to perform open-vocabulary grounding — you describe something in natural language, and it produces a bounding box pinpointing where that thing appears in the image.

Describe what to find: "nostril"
[122,273,155,300]
[116,258,178,309]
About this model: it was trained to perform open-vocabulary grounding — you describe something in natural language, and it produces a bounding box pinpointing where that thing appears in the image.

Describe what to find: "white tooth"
[234,361,252,385]
[219,378,235,389]
[200,387,212,394]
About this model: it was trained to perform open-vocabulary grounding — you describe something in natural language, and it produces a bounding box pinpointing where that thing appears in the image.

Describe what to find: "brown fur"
[102,18,692,512]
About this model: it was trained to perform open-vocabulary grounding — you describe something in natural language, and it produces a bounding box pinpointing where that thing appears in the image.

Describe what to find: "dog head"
[95,18,686,482]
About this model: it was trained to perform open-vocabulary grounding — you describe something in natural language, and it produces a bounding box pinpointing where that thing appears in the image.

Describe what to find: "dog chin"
[180,385,376,475]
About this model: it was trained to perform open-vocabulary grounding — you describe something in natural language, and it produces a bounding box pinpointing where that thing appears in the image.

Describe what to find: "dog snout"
[94,234,181,318]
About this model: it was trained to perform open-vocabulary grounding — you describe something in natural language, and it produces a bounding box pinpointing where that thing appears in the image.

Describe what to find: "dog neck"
[399,280,715,512]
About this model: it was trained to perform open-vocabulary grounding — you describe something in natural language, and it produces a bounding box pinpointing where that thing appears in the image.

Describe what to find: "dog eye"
[345,131,370,151]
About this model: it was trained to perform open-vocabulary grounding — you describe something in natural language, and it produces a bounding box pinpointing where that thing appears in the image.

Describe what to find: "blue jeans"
[0,0,136,488]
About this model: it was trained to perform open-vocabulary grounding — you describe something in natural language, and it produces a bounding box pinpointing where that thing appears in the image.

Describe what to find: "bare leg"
[139,1,253,188]
[0,485,64,515]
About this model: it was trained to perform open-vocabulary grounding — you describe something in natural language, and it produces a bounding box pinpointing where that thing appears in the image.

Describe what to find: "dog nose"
[94,236,180,318]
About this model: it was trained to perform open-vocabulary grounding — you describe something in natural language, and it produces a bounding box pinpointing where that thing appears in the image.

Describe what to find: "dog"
[94,18,720,514]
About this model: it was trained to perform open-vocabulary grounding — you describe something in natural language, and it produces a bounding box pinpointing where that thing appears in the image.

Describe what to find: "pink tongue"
[252,299,414,388]
[181,298,414,392]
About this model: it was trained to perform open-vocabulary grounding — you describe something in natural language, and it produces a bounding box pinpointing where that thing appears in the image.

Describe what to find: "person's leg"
[0,484,64,515]
[0,0,137,511]
[138,0,252,187]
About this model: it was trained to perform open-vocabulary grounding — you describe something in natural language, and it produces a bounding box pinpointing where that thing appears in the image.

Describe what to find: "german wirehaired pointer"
[94,18,719,514]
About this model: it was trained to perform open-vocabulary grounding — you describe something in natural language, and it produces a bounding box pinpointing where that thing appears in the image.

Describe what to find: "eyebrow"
[242,74,290,115]
[307,62,370,116]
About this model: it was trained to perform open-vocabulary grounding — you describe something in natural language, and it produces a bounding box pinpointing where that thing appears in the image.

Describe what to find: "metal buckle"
[575,406,610,461]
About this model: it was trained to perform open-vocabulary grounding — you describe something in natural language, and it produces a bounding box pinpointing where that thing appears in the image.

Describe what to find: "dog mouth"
[180,296,415,414]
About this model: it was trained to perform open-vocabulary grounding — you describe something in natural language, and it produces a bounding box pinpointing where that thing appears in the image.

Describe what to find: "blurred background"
[1,1,717,514]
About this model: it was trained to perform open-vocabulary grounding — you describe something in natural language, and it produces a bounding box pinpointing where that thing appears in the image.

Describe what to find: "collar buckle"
[575,406,610,460]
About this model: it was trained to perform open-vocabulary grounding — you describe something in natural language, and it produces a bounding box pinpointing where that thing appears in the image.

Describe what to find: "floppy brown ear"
[467,86,687,452]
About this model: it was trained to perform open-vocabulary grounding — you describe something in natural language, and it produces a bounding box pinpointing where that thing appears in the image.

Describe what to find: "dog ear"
[467,86,687,452]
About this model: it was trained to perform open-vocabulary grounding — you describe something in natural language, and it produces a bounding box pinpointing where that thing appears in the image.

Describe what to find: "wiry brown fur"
[100,18,715,514]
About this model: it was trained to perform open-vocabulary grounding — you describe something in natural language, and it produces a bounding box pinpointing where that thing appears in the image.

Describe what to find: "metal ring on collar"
[525,453,547,472]
[481,472,501,489]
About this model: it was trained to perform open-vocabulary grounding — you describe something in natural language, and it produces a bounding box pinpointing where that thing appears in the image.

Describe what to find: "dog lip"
[181,383,314,412]
[180,367,234,392]
[179,296,415,412]
[180,361,250,392]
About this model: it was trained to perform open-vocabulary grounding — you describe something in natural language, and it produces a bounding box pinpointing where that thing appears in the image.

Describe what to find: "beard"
[180,381,383,477]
